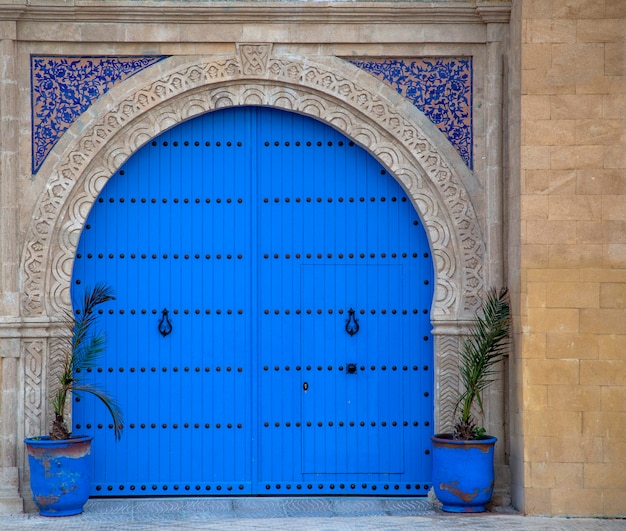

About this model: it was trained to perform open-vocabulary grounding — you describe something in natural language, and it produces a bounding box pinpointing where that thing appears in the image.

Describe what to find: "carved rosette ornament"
[21,48,486,432]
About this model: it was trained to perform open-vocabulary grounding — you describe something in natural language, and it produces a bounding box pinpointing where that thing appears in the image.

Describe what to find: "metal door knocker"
[345,307,360,336]
[158,308,172,337]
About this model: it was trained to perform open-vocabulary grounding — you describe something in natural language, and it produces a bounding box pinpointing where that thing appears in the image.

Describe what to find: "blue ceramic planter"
[431,434,497,513]
[24,435,93,516]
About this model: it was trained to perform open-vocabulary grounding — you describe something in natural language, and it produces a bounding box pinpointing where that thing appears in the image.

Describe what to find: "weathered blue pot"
[24,435,93,517]
[431,434,497,513]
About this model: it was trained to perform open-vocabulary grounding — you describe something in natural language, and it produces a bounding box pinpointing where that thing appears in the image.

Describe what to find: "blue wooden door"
[71,106,434,496]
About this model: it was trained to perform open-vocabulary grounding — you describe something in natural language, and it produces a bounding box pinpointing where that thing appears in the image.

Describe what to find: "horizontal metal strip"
[95,483,249,494]
[262,483,431,493]
[91,196,417,204]
[73,308,430,316]
[93,482,430,495]
[76,366,245,373]
[76,365,429,374]
[75,309,245,315]
[139,140,360,148]
[76,422,245,429]
[75,252,430,259]
[262,196,408,203]
[76,253,243,259]
[138,138,416,150]
[149,140,243,148]
[95,197,243,204]
[263,308,429,315]
[263,365,428,371]
[262,140,355,147]
[263,421,429,428]
[261,252,429,258]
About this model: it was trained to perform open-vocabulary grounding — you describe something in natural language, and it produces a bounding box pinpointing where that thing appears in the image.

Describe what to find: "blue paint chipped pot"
[24,435,93,516]
[431,434,497,513]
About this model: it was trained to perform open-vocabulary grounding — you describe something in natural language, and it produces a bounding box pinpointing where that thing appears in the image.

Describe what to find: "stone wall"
[514,0,625,516]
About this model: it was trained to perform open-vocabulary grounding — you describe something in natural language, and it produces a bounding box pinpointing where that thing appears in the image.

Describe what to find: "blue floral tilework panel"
[31,56,166,173]
[349,58,473,168]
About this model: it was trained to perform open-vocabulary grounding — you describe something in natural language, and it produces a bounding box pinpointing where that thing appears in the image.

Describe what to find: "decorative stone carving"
[436,334,462,432]
[236,43,272,76]
[46,336,67,419]
[22,339,45,438]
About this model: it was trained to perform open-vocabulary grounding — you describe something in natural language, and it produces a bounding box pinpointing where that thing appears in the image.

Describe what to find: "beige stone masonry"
[548,196,602,220]
[545,333,599,359]
[600,282,626,308]
[524,169,577,195]
[516,0,626,516]
[576,169,625,195]
[551,95,604,119]
[545,281,600,308]
[550,436,603,463]
[550,145,605,170]
[525,359,580,385]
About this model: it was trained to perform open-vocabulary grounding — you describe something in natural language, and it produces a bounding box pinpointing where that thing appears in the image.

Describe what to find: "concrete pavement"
[0,497,623,530]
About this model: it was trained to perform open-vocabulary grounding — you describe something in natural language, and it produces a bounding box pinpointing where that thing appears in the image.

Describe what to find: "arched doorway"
[71,106,434,495]
[20,51,487,503]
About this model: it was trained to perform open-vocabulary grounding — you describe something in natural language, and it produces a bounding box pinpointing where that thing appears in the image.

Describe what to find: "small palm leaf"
[50,283,123,440]
[454,287,511,440]
[73,385,124,441]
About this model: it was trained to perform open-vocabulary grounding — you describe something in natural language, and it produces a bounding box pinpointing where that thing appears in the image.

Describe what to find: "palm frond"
[49,283,121,441]
[72,335,106,374]
[73,384,124,441]
[454,287,511,439]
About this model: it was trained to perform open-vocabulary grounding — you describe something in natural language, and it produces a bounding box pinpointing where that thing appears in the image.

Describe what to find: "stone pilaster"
[0,16,24,514]
[484,19,511,508]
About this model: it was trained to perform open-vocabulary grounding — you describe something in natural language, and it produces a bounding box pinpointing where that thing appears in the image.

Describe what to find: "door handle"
[345,307,360,336]
[303,382,309,391]
[346,363,357,374]
[158,308,172,337]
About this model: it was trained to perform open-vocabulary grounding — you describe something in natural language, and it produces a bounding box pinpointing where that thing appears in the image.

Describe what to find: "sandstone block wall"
[516,0,625,516]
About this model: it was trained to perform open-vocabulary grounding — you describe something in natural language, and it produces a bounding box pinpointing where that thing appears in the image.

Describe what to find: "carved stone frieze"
[435,334,462,433]
[22,339,45,438]
[46,336,67,419]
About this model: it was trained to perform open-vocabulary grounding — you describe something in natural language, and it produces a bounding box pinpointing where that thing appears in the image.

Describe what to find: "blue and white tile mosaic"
[350,58,473,168]
[31,55,166,173]
[30,56,472,173]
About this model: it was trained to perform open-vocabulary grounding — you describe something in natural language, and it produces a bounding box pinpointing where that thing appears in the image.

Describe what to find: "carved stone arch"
[21,48,485,431]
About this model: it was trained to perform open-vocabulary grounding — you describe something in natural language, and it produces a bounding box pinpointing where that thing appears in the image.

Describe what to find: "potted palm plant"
[431,287,511,513]
[24,283,123,516]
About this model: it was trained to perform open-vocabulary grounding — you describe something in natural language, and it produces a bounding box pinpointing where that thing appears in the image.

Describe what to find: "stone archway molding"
[20,45,485,438]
